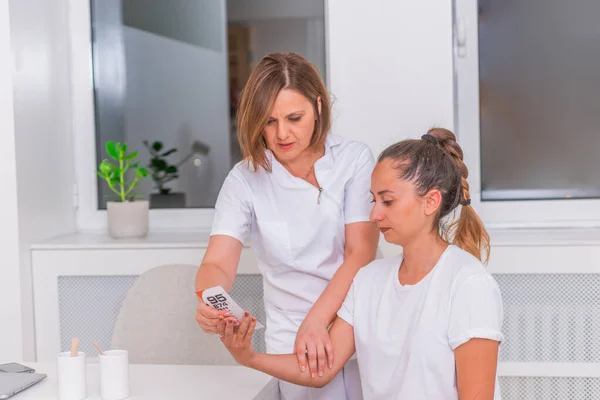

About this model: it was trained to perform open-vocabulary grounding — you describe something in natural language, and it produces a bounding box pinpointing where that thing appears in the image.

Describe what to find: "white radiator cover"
[56,273,600,399]
[57,274,267,355]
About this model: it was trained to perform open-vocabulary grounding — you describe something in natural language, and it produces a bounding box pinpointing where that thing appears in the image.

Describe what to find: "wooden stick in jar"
[93,341,104,356]
[70,337,79,357]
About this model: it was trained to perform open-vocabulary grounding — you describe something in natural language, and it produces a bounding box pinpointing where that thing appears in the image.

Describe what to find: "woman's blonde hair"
[236,52,331,171]
[378,128,491,263]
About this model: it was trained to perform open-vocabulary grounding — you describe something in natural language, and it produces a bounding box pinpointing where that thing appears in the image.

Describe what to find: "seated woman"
[219,128,504,400]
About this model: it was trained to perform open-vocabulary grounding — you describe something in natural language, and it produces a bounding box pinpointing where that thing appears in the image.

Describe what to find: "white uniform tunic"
[210,134,374,399]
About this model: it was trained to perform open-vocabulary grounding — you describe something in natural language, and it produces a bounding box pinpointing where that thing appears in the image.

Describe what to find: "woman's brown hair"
[236,52,331,172]
[378,128,490,263]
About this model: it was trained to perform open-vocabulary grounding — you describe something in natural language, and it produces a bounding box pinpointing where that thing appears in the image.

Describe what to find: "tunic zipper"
[317,187,323,204]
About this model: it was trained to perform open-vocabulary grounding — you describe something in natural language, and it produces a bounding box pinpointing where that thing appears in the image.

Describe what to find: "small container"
[56,351,86,400]
[99,349,130,400]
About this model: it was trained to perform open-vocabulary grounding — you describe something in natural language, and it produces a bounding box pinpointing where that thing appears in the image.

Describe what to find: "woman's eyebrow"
[369,189,395,196]
[268,110,305,119]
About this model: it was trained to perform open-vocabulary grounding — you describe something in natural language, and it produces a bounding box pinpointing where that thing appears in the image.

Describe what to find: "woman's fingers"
[306,342,318,378]
[295,340,308,373]
[222,317,236,346]
[325,341,334,369]
[236,312,252,342]
[243,318,257,346]
[217,317,227,338]
[196,303,228,333]
[316,341,327,377]
[195,314,219,333]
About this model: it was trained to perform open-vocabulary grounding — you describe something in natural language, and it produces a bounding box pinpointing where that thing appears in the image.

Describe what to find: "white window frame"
[69,0,221,232]
[453,0,600,229]
[69,0,332,233]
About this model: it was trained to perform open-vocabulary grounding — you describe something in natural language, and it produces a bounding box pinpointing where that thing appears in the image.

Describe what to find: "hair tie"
[461,199,471,206]
[421,134,437,145]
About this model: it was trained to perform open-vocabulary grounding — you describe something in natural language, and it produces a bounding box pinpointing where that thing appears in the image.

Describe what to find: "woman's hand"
[196,302,229,334]
[219,312,257,367]
[294,319,333,378]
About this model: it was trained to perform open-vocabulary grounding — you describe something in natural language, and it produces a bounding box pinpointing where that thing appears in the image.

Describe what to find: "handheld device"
[197,286,264,330]
[0,372,46,399]
[0,363,34,374]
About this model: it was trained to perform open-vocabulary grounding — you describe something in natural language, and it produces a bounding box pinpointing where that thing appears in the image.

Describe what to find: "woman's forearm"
[248,353,338,388]
[195,235,244,293]
[195,263,236,293]
[307,260,362,324]
[307,246,376,325]
[223,317,356,389]
[305,223,378,325]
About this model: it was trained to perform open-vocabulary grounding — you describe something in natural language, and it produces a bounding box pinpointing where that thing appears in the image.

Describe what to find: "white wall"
[327,0,455,256]
[327,0,455,159]
[0,0,23,362]
[9,0,77,360]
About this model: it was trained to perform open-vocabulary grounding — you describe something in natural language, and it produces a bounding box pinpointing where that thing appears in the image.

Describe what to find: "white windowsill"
[30,227,600,251]
[489,227,600,247]
[30,231,222,250]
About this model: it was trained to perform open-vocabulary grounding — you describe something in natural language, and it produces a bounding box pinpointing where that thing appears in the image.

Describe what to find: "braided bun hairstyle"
[378,128,490,262]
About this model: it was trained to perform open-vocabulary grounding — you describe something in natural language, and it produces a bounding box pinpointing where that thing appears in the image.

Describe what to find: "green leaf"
[106,142,118,159]
[123,151,138,160]
[152,141,163,152]
[151,159,168,171]
[108,171,120,183]
[121,143,128,154]
[165,165,178,174]
[98,160,114,175]
[143,140,153,153]
[135,168,149,179]
[161,149,177,157]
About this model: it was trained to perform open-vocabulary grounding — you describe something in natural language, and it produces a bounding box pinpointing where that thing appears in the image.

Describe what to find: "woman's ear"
[424,189,442,216]
[316,96,322,118]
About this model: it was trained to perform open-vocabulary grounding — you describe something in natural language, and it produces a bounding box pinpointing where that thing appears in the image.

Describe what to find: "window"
[453,0,600,227]
[72,0,326,230]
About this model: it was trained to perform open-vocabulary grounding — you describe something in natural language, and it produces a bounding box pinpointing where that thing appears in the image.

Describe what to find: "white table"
[10,363,273,399]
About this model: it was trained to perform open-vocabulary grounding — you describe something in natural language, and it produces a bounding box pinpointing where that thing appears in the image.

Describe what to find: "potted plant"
[143,140,186,208]
[97,141,149,238]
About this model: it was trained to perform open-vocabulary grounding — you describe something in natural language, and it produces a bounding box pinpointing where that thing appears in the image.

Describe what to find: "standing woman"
[195,52,379,399]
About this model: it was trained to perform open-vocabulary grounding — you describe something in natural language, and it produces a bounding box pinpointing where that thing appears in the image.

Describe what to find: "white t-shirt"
[210,134,375,354]
[337,245,504,400]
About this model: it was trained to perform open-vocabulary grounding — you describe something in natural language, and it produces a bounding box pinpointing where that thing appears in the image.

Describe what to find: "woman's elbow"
[308,374,336,388]
[310,381,328,389]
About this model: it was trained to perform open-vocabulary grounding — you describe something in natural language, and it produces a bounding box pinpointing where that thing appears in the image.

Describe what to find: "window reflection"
[478,0,600,201]
[92,0,326,208]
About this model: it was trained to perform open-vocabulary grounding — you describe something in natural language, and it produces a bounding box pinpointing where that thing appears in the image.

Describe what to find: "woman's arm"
[295,221,378,376]
[195,235,243,333]
[454,338,500,399]
[222,314,357,388]
[195,235,242,292]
